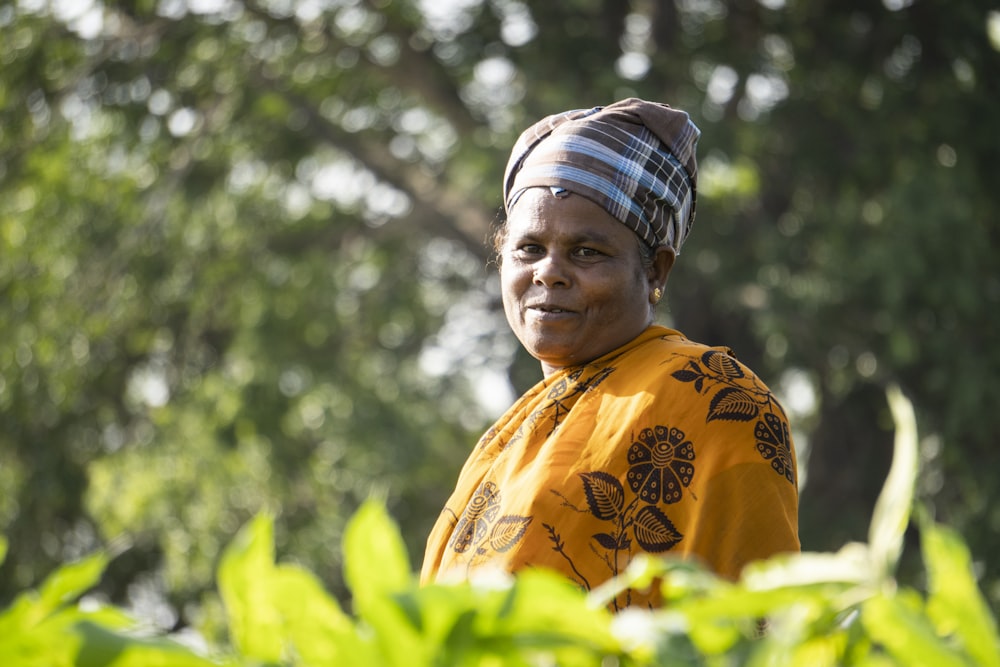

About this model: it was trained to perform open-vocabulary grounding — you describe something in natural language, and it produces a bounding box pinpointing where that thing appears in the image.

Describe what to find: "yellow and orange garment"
[421,325,799,609]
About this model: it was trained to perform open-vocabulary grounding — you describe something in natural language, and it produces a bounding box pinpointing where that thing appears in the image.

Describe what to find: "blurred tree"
[1,0,997,632]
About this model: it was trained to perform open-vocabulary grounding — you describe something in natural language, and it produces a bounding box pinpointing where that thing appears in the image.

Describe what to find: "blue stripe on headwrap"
[503,98,700,251]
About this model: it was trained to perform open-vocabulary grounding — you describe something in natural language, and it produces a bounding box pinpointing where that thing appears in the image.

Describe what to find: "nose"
[532,254,570,288]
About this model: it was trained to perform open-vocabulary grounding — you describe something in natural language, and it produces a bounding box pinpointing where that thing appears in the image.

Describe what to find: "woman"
[421,98,799,609]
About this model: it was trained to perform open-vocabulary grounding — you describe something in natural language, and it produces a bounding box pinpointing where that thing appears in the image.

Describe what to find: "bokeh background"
[2,0,998,637]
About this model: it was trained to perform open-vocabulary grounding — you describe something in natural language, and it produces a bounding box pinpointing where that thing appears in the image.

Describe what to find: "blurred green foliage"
[1,0,998,633]
[1,389,997,666]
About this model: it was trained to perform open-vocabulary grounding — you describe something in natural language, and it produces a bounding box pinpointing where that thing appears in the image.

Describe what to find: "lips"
[526,302,576,319]
[528,302,574,313]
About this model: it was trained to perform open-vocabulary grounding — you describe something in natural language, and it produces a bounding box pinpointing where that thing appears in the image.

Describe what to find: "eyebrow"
[513,228,617,247]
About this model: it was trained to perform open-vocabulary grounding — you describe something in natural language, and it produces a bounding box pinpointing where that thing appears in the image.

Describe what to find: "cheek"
[499,260,528,292]
[498,265,521,311]
[595,271,648,315]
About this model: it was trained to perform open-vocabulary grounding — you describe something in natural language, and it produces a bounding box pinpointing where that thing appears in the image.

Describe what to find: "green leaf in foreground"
[862,593,967,667]
[342,498,423,666]
[218,513,284,663]
[74,621,218,667]
[0,552,141,667]
[0,551,108,634]
[395,569,623,667]
[342,497,413,602]
[921,518,1000,667]
[267,563,369,666]
[868,385,919,583]
[219,512,368,666]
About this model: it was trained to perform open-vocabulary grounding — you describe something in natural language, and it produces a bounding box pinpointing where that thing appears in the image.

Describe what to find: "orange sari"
[421,325,799,609]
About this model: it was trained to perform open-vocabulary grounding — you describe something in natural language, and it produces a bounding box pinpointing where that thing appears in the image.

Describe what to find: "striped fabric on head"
[503,98,700,252]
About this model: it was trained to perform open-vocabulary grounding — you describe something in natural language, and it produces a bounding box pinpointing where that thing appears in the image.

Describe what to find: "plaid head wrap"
[503,98,700,252]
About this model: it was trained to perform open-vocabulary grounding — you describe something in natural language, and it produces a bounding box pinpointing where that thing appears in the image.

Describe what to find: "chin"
[526,344,574,366]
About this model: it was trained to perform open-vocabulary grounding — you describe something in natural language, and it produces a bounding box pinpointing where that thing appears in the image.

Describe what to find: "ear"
[648,245,676,293]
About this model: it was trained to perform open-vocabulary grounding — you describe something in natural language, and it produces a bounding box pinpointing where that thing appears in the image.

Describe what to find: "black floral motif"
[505,365,619,451]
[701,350,744,381]
[668,347,794,483]
[633,505,684,552]
[707,386,759,422]
[545,366,617,434]
[579,471,625,520]
[627,426,695,504]
[579,366,616,392]
[489,515,533,552]
[754,412,796,484]
[545,370,577,401]
[447,481,533,561]
[552,424,690,599]
[449,481,500,554]
[476,425,499,449]
[670,350,765,423]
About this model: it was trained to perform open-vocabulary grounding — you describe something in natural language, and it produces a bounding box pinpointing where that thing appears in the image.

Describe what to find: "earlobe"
[648,247,675,305]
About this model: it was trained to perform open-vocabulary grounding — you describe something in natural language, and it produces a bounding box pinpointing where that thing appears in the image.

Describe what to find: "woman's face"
[500,188,674,377]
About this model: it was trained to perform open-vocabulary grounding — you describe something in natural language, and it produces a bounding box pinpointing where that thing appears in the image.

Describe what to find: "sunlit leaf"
[742,544,872,591]
[861,594,967,667]
[217,513,283,663]
[391,583,486,659]
[500,568,614,641]
[921,519,1000,667]
[342,497,413,601]
[590,553,676,608]
[867,385,919,581]
[74,621,219,667]
[0,552,110,636]
[342,498,423,666]
[38,553,109,616]
[780,632,849,667]
[270,564,373,666]
[484,569,624,665]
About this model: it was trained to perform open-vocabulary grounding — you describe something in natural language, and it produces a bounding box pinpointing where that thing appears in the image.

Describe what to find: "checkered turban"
[503,98,700,252]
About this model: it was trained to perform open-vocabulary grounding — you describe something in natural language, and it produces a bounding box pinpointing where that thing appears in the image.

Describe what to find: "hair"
[636,236,658,271]
[489,209,507,269]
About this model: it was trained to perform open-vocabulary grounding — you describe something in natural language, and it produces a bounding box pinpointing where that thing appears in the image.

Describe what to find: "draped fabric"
[503,98,700,252]
[421,325,800,610]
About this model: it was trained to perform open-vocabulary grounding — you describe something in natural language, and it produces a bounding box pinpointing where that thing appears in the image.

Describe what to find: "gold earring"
[652,287,662,303]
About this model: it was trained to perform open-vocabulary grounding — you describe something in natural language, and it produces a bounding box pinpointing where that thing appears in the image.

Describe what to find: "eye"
[514,243,544,256]
[573,246,603,258]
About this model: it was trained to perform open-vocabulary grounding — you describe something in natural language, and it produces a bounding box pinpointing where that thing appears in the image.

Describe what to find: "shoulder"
[627,328,798,485]
[629,326,761,382]
[621,326,788,417]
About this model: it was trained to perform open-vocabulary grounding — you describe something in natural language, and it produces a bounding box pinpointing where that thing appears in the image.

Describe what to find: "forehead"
[505,188,636,244]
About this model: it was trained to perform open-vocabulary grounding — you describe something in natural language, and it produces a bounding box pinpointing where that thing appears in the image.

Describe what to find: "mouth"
[528,303,575,315]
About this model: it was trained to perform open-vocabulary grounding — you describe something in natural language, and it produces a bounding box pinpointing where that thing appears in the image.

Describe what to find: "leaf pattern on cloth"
[489,515,533,552]
[707,387,759,422]
[669,348,796,484]
[633,505,684,552]
[755,412,795,484]
[448,481,531,558]
[548,423,692,594]
[501,365,617,452]
[580,471,625,520]
[448,481,500,554]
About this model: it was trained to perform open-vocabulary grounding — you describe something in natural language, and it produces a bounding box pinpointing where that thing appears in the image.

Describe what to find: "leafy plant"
[1,387,996,666]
